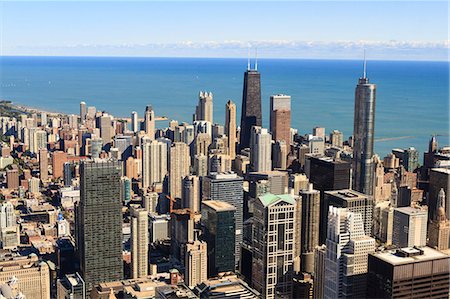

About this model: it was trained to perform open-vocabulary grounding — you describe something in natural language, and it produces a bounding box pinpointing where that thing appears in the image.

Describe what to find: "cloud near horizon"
[4,39,449,61]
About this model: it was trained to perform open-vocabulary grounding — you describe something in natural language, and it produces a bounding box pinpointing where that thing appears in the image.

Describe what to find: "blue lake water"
[0,56,448,159]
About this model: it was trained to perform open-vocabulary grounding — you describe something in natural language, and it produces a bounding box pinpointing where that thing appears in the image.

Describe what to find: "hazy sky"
[1,1,448,60]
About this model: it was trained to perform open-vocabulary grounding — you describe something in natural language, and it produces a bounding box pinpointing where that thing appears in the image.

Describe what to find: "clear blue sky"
[1,1,448,60]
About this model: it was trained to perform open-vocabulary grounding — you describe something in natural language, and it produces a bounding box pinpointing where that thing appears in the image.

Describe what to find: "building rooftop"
[325,189,367,200]
[258,193,295,207]
[209,172,240,180]
[394,206,427,216]
[431,168,450,174]
[202,200,236,212]
[372,246,449,266]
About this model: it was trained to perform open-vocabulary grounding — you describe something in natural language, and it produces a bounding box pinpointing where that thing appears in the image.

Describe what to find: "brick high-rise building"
[52,151,68,179]
[270,94,291,145]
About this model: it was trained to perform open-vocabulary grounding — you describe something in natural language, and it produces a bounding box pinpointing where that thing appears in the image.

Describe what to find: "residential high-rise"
[367,247,450,299]
[169,142,190,199]
[130,205,149,279]
[392,206,427,248]
[252,193,296,298]
[77,160,123,290]
[80,101,87,123]
[185,240,208,288]
[270,94,291,145]
[131,111,138,133]
[202,172,243,265]
[299,184,320,273]
[250,126,272,172]
[6,168,19,190]
[39,148,48,182]
[324,207,376,299]
[225,100,237,159]
[428,188,450,250]
[239,65,261,149]
[313,245,326,299]
[352,59,376,195]
[182,175,201,213]
[201,200,236,277]
[330,130,344,148]
[195,91,213,124]
[144,105,155,139]
[142,138,169,189]
[324,189,373,236]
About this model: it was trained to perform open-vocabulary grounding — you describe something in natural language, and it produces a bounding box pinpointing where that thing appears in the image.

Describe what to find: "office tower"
[150,214,170,243]
[169,142,190,199]
[142,138,168,189]
[428,189,450,250]
[270,94,291,145]
[299,184,320,273]
[77,160,123,289]
[99,114,114,146]
[170,209,195,262]
[324,207,376,299]
[239,63,261,149]
[89,138,103,158]
[194,133,211,156]
[194,154,208,177]
[225,100,237,160]
[202,172,243,265]
[0,254,50,299]
[56,273,86,299]
[114,135,133,161]
[292,272,314,299]
[130,205,149,279]
[392,147,419,172]
[201,200,236,276]
[367,247,450,299]
[250,126,272,172]
[352,59,376,195]
[330,130,344,148]
[325,190,373,237]
[392,206,427,248]
[0,201,16,230]
[195,91,213,124]
[182,175,201,213]
[52,151,68,179]
[248,171,289,197]
[39,148,48,182]
[6,168,19,189]
[185,240,208,288]
[208,153,232,174]
[252,193,296,298]
[272,140,287,170]
[0,200,17,249]
[144,105,155,139]
[313,245,326,299]
[428,168,450,222]
[131,111,138,133]
[80,101,87,123]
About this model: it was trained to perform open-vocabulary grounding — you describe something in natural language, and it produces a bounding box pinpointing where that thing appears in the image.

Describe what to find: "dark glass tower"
[240,66,261,149]
[352,59,376,195]
[77,160,123,290]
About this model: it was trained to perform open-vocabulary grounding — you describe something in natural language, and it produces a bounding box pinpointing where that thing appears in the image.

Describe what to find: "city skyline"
[1,1,448,60]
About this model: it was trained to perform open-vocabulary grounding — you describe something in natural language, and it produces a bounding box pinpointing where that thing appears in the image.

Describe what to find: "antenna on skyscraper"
[255,47,258,71]
[247,45,251,70]
[363,49,367,79]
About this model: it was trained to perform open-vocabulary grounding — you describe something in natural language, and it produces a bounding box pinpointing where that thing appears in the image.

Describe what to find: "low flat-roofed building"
[194,273,260,298]
[367,246,450,299]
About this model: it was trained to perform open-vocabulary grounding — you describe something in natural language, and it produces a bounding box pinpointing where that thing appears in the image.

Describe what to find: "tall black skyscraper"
[77,160,123,290]
[239,58,261,149]
[352,57,376,195]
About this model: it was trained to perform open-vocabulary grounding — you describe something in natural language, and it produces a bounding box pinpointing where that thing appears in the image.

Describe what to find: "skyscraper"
[352,58,376,195]
[98,114,114,147]
[240,62,261,149]
[169,142,190,199]
[225,100,237,160]
[195,91,213,124]
[77,160,123,290]
[185,240,208,288]
[392,206,428,248]
[299,184,320,274]
[201,200,236,277]
[144,105,155,140]
[142,138,169,189]
[39,148,48,182]
[80,101,87,123]
[324,207,376,299]
[250,126,272,172]
[202,172,243,266]
[252,193,296,298]
[270,94,291,145]
[427,188,450,250]
[131,111,139,133]
[182,175,201,213]
[130,205,149,279]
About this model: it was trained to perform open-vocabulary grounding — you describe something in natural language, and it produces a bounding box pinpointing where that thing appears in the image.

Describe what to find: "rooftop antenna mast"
[363,49,367,79]
[247,45,250,71]
[255,47,258,71]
